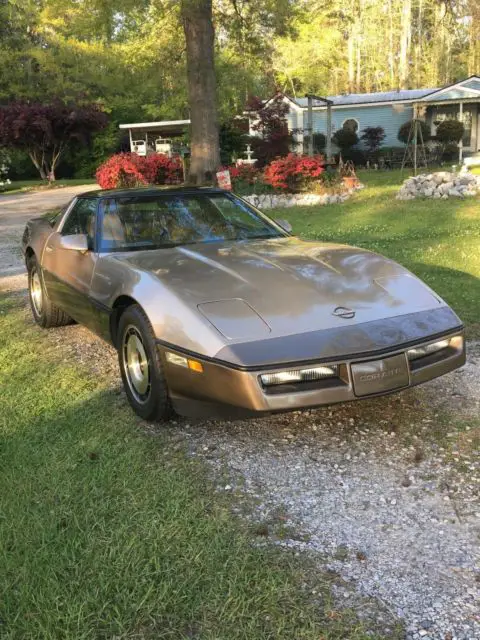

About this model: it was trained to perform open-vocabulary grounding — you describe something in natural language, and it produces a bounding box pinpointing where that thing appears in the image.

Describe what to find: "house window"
[342,118,359,133]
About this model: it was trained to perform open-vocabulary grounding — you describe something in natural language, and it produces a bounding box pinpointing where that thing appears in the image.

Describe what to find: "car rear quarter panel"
[22,217,56,262]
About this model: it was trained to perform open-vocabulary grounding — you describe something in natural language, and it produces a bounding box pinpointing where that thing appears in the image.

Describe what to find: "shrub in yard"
[337,148,367,167]
[441,141,460,161]
[142,154,183,184]
[318,168,342,188]
[397,120,431,144]
[263,153,325,191]
[332,128,359,152]
[435,119,464,144]
[219,163,274,196]
[229,163,260,185]
[303,132,326,154]
[96,153,148,189]
[96,153,183,189]
[360,126,386,154]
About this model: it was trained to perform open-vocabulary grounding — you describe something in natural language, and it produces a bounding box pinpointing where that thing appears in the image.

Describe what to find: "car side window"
[61,199,97,248]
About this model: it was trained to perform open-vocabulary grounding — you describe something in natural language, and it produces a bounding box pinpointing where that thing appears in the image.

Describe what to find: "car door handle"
[45,245,53,253]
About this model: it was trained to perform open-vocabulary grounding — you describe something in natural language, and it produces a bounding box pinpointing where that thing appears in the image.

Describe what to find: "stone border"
[243,186,363,210]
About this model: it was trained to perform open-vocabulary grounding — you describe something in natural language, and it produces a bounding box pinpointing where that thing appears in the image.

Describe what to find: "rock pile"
[244,190,353,210]
[396,170,480,200]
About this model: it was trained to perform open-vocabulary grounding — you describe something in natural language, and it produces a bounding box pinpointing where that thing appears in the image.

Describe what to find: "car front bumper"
[158,331,466,419]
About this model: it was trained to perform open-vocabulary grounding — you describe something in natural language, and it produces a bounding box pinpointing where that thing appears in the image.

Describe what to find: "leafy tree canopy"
[398,120,431,145]
[247,94,294,167]
[332,129,359,151]
[360,126,386,153]
[0,101,108,180]
[0,0,479,178]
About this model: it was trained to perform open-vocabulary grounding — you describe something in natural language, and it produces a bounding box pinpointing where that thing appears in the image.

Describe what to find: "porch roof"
[294,88,435,108]
[119,120,190,136]
[418,76,480,103]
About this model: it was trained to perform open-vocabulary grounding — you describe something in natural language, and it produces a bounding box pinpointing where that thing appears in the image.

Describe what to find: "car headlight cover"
[165,351,204,372]
[261,365,338,386]
[407,338,451,361]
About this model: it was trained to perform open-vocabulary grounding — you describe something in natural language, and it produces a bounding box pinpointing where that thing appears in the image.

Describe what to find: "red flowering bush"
[217,163,276,195]
[263,153,325,191]
[96,153,183,189]
[96,153,147,189]
[142,154,183,185]
[228,163,260,185]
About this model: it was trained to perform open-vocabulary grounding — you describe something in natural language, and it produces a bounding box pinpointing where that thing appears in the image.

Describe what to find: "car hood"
[113,237,445,341]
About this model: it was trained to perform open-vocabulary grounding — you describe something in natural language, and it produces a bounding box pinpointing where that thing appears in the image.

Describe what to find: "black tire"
[27,255,72,328]
[117,304,174,422]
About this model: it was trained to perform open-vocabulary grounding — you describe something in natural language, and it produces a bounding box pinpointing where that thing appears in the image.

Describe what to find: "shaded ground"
[1,181,479,640]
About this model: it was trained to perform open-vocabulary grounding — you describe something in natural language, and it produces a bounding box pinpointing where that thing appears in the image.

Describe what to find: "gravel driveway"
[1,187,479,640]
[0,185,97,281]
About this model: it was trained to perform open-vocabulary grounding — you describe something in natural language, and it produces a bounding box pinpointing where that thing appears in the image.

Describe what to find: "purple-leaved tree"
[246,94,294,168]
[0,101,108,181]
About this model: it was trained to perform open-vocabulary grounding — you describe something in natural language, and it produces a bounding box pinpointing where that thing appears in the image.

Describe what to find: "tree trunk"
[347,32,355,94]
[29,152,47,180]
[388,0,394,87]
[399,0,412,89]
[181,0,220,185]
[356,35,361,92]
[467,0,480,75]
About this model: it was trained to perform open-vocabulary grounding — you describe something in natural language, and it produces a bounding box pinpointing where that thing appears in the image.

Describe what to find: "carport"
[119,120,190,156]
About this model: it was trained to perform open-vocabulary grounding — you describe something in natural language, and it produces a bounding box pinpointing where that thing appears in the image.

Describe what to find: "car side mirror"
[275,219,293,234]
[59,233,89,253]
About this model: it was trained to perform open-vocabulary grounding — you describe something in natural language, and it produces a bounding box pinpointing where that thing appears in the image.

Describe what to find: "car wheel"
[117,304,173,422]
[27,255,72,328]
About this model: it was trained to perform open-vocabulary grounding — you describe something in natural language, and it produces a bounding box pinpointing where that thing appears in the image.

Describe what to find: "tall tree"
[399,0,412,88]
[181,0,220,185]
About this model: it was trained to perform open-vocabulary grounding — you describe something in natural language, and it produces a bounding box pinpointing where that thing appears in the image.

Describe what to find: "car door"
[41,198,99,327]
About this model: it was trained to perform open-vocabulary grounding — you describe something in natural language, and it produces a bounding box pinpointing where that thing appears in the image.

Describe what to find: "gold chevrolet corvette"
[22,187,465,421]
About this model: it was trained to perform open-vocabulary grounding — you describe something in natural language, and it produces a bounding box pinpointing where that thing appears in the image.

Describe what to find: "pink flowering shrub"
[263,153,325,191]
[228,163,260,185]
[142,154,183,185]
[95,153,147,189]
[96,153,183,189]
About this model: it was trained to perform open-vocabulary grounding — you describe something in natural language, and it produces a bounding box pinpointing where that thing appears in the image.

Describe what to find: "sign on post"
[216,169,232,191]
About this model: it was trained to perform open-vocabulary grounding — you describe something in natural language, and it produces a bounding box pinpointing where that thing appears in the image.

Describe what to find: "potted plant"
[338,157,359,189]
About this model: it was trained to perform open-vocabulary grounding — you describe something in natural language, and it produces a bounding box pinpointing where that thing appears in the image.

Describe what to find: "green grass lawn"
[0,294,389,640]
[0,178,97,195]
[274,169,480,336]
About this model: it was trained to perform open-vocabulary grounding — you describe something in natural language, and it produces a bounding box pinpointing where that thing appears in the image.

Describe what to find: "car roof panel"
[78,186,226,199]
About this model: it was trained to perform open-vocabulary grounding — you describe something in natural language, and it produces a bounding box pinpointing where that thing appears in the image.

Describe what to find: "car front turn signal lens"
[187,359,204,373]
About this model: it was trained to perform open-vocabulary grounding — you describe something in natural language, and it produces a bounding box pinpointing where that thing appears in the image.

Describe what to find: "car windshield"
[99,193,285,252]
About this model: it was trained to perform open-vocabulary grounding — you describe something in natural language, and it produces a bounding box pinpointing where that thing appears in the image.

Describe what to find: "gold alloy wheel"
[31,270,43,316]
[123,325,151,404]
